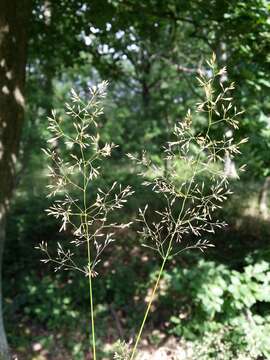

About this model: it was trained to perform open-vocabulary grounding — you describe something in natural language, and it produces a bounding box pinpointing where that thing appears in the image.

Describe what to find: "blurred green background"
[2,1,270,359]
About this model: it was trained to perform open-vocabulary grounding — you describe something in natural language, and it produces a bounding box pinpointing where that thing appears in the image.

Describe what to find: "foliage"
[166,256,270,359]
[3,0,270,358]
[21,274,79,329]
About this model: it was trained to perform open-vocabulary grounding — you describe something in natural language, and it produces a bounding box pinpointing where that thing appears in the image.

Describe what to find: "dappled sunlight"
[13,86,25,109]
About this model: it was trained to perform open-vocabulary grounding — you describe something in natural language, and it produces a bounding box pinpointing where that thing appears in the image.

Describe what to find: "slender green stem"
[85,200,97,360]
[81,137,97,360]
[130,254,168,360]
[130,129,208,359]
[87,236,96,360]
[130,187,193,359]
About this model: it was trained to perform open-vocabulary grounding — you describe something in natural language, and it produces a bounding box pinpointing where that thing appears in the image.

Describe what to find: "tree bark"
[216,41,239,180]
[0,206,8,359]
[0,1,30,357]
[259,176,270,219]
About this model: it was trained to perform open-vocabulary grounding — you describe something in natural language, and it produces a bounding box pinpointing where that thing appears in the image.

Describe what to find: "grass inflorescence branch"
[128,54,246,359]
[38,81,134,360]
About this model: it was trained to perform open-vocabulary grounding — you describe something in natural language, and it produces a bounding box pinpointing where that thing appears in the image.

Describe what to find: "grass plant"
[39,55,246,359]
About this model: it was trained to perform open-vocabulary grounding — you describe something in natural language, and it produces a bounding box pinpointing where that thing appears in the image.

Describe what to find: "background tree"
[0,1,31,357]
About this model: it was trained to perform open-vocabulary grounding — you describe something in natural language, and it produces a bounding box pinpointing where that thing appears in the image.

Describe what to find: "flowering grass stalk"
[128,54,247,359]
[38,81,133,359]
[39,55,246,360]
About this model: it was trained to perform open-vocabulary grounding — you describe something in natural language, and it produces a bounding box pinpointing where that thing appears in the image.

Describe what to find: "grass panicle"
[38,81,133,359]
[128,54,246,359]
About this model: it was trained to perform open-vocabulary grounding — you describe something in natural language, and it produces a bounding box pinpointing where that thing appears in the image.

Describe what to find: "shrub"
[166,257,270,359]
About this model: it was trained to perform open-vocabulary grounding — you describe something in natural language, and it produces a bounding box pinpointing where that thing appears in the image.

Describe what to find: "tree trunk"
[0,1,30,357]
[216,41,239,180]
[0,206,8,359]
[259,176,270,219]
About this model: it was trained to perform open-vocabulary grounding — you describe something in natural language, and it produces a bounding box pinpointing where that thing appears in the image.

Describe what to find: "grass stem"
[130,255,167,360]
